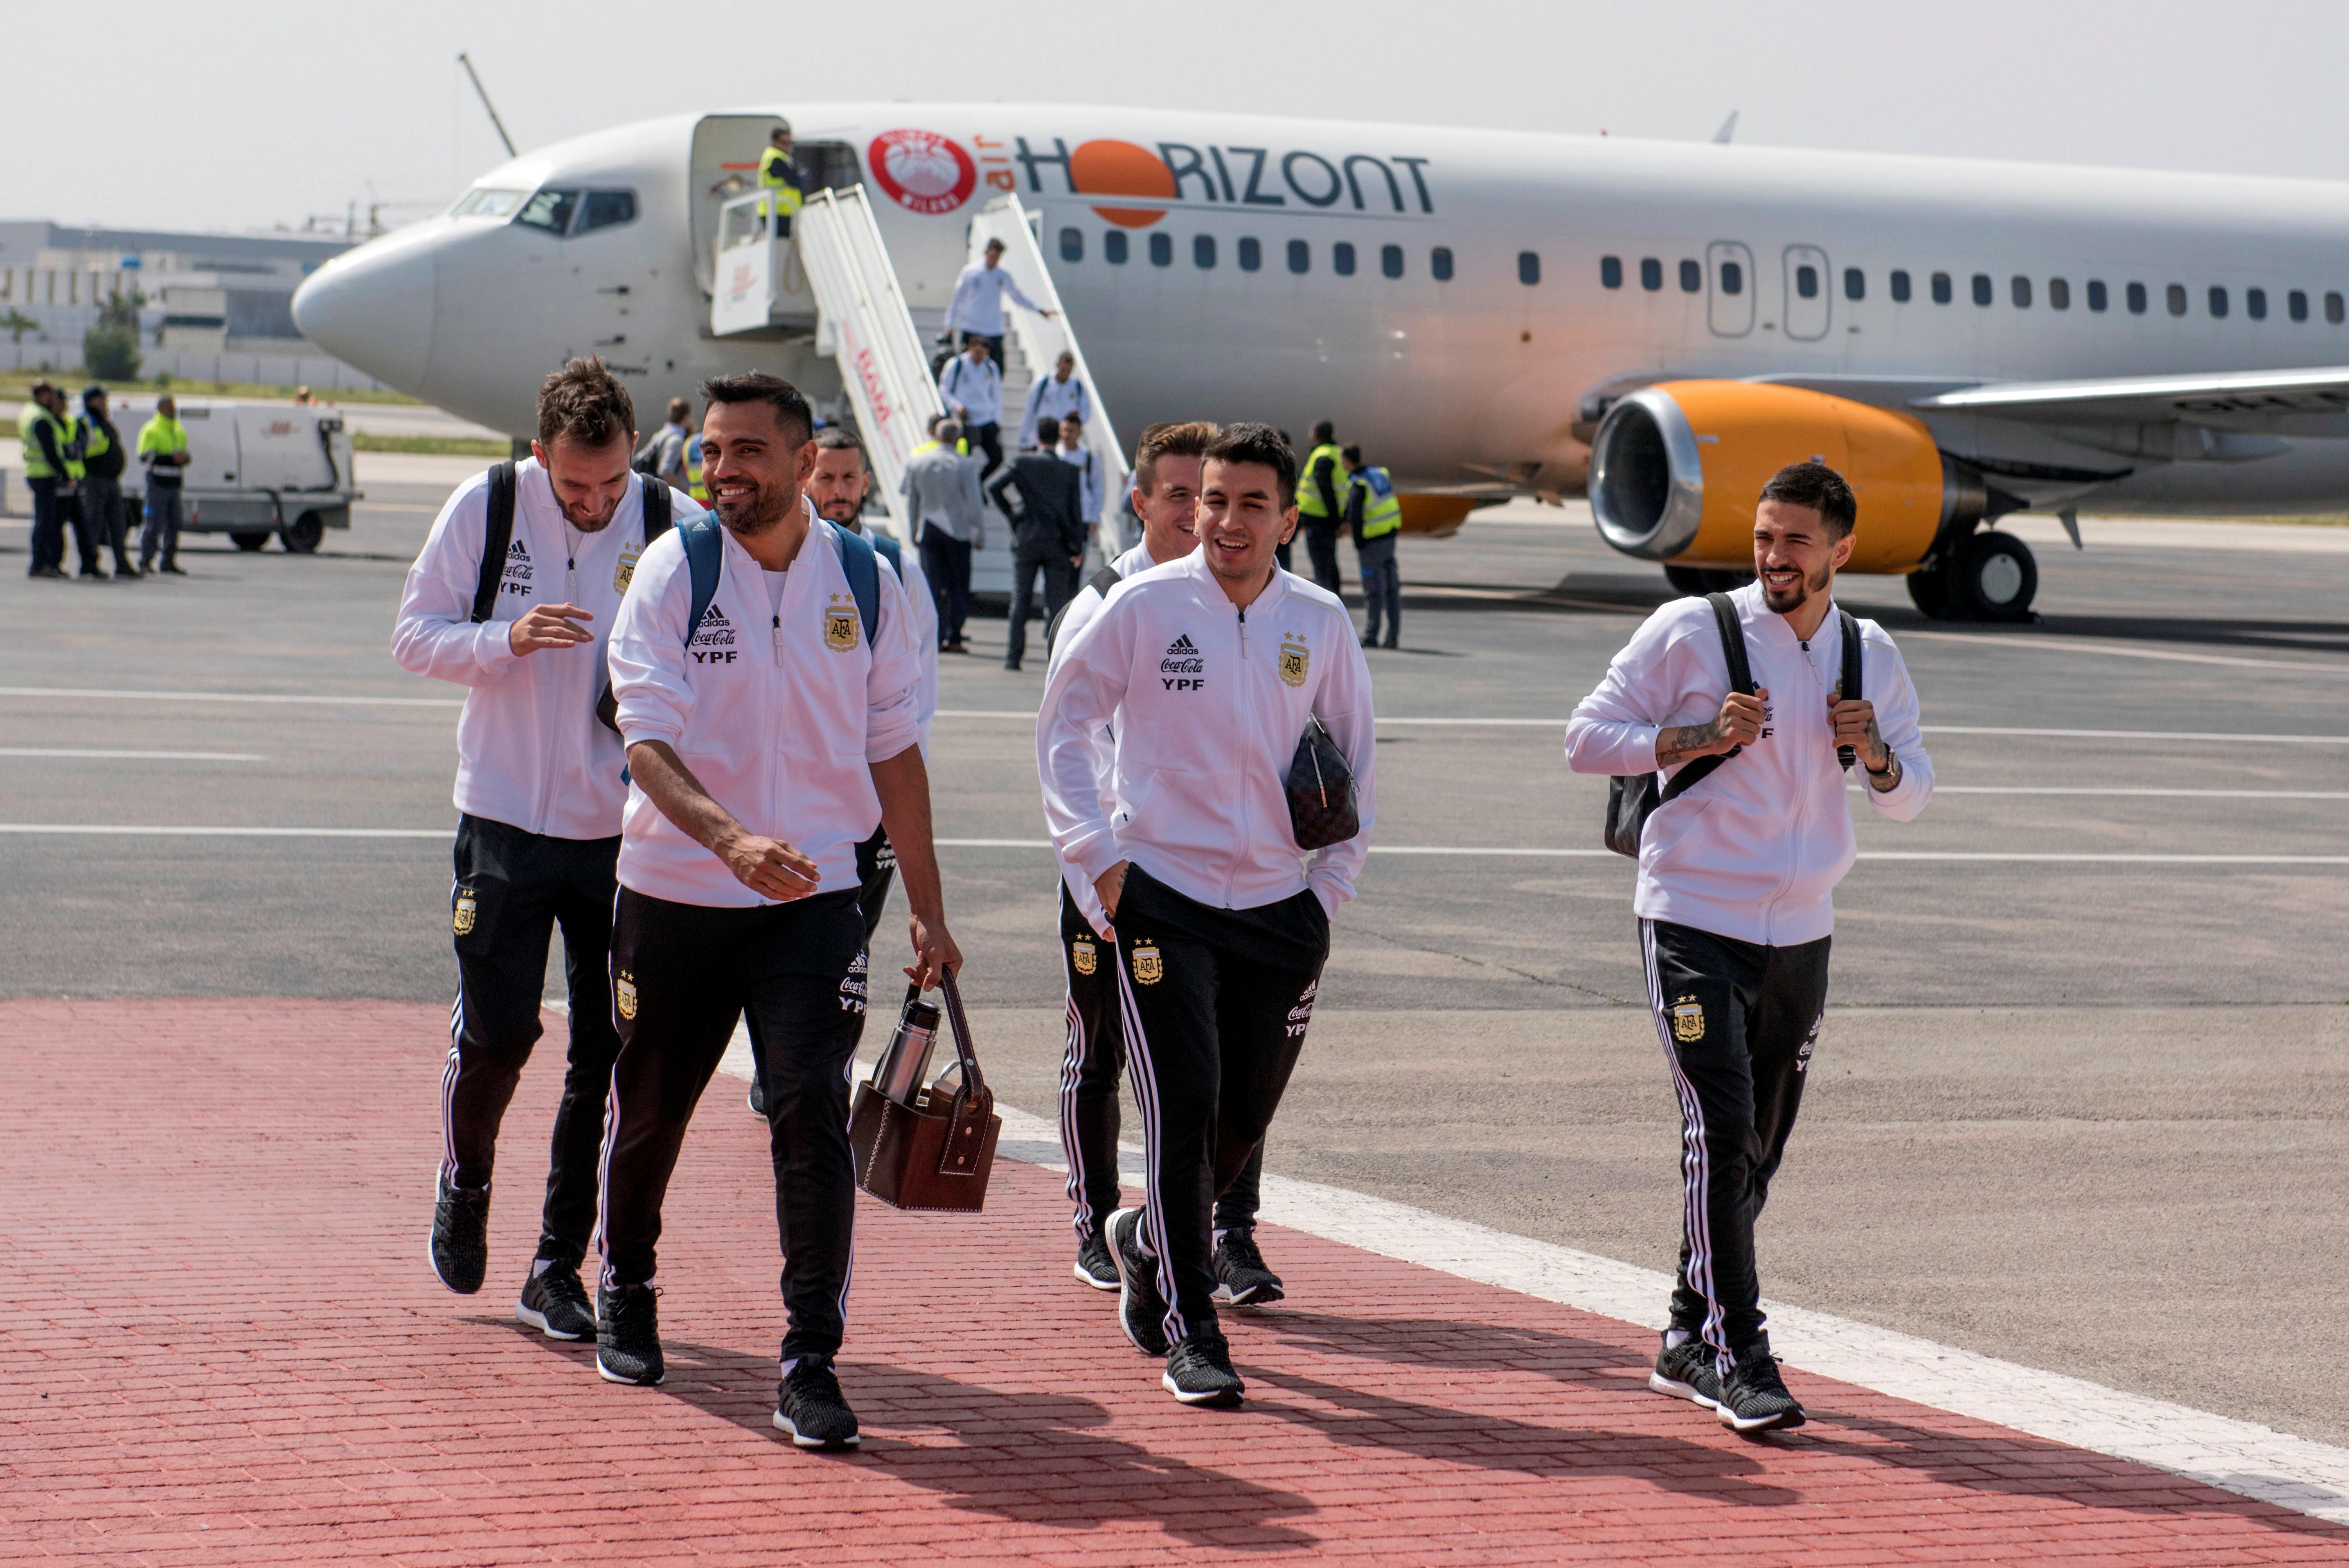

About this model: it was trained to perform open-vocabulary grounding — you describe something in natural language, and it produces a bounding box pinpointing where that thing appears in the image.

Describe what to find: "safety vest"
[685,434,706,504]
[759,146,804,217]
[79,412,113,463]
[21,404,83,481]
[137,414,188,479]
[1351,466,1402,540]
[1297,442,1346,517]
[911,436,971,460]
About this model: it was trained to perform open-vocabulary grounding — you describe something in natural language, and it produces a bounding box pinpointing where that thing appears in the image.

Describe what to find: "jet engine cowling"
[1588,381,1984,575]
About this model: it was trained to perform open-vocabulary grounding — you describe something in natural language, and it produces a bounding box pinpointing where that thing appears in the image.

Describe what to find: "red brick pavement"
[5,1000,2344,1566]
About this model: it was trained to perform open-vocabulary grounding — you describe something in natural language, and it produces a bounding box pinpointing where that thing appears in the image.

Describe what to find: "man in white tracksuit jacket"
[1039,423,1376,1408]
[1566,460,1933,1434]
[393,357,704,1340]
[593,374,957,1456]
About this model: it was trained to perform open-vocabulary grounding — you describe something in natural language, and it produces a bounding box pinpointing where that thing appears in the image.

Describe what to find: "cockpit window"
[574,190,637,234]
[452,187,526,218]
[516,189,580,234]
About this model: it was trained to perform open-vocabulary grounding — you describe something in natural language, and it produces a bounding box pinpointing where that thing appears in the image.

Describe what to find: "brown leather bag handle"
[933,971,992,1179]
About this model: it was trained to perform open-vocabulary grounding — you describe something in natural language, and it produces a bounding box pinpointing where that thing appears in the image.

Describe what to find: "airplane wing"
[1911,366,2349,438]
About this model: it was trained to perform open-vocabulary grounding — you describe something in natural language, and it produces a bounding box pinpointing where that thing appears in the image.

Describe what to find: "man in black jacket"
[77,388,135,580]
[989,416,1087,670]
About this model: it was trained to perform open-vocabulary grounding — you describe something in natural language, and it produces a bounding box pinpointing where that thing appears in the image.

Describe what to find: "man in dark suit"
[989,417,1088,670]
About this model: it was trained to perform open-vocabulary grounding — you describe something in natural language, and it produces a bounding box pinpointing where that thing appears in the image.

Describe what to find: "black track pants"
[1640,917,1830,1368]
[752,827,892,1108]
[1113,866,1326,1344]
[1056,882,1265,1239]
[441,814,622,1268]
[600,887,867,1361]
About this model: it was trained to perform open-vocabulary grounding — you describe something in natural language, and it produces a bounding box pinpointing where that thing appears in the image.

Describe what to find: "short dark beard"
[1761,557,1833,615]
[714,479,796,538]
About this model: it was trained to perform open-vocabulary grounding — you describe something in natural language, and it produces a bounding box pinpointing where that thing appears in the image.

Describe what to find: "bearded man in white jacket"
[1566,460,1934,1435]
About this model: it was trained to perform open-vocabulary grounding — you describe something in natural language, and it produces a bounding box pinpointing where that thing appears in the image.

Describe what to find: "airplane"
[293,102,2349,620]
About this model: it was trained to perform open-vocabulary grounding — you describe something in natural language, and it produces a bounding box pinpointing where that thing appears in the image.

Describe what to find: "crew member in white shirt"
[593,374,956,1456]
[1018,351,1091,448]
[1038,423,1375,1408]
[393,358,705,1339]
[1055,413,1104,548]
[937,338,1007,481]
[943,235,1054,371]
[1565,460,1932,1435]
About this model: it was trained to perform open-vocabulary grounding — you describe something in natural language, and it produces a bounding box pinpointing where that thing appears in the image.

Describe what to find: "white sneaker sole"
[1073,1260,1119,1292]
[1162,1369,1245,1407]
[596,1354,665,1386]
[772,1409,861,1449]
[1717,1402,1804,1433]
[1212,1279,1286,1307]
[1649,1370,1718,1411]
[515,1299,590,1341]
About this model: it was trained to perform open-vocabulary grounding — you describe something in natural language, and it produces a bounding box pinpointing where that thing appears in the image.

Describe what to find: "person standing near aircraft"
[1055,413,1103,551]
[1020,351,1091,448]
[1293,420,1346,596]
[77,388,135,581]
[901,417,984,652]
[136,394,191,576]
[1565,461,1933,1434]
[393,357,703,1341]
[1342,444,1402,649]
[595,373,951,1454]
[938,340,1007,482]
[989,417,1087,671]
[20,381,90,579]
[1039,423,1375,1407]
[943,235,1054,372]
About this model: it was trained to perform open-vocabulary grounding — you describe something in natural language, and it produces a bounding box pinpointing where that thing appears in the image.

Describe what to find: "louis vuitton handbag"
[847,971,1001,1212]
[1287,714,1360,850]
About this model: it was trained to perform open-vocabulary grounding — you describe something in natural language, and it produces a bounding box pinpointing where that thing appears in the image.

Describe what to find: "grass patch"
[351,432,510,457]
[0,370,423,406]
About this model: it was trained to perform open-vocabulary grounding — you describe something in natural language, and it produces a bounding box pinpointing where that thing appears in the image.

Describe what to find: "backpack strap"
[1045,563,1126,655]
[829,521,881,646]
[678,515,724,645]
[469,461,517,623]
[870,529,902,575]
[1836,607,1864,771]
[1659,592,1755,805]
[639,473,673,543]
[1088,562,1121,598]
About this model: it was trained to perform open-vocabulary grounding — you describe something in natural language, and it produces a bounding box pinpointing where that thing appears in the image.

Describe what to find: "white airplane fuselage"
[296,101,2349,520]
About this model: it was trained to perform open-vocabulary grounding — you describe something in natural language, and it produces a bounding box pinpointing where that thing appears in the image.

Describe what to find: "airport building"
[0,219,389,389]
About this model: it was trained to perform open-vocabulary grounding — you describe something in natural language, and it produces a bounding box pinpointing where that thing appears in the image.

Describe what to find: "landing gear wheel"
[281,512,324,554]
[1906,564,1953,619]
[1955,530,2036,621]
[1663,565,1711,596]
[229,531,270,552]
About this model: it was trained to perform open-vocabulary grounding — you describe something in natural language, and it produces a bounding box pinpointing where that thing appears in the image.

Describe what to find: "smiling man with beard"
[1566,461,1935,1435]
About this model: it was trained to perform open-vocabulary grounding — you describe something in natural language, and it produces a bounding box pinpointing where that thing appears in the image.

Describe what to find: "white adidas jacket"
[1044,540,1158,934]
[1040,551,1376,918]
[392,460,704,840]
[1565,582,1934,946]
[608,512,924,908]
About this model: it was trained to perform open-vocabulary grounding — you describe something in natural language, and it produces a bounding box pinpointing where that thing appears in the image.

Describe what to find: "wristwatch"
[1866,751,1901,787]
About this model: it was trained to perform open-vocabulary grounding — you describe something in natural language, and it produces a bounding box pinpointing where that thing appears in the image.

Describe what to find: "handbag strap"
[933,971,993,1178]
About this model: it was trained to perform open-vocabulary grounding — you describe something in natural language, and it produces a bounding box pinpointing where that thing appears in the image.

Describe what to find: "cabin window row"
[1057,228,1552,286]
[1599,252,2347,324]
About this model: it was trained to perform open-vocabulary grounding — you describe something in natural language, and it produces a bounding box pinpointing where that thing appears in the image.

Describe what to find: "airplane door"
[1783,245,1830,340]
[1707,241,1754,337]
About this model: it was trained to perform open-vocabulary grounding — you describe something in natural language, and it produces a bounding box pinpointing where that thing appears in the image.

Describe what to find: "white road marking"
[0,685,459,708]
[1928,724,2349,744]
[1906,630,2349,675]
[1871,786,2349,799]
[0,824,444,838]
[932,838,2349,865]
[0,748,267,761]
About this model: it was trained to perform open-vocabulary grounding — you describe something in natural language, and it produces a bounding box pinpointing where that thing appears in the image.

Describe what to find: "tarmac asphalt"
[1,453,2342,1447]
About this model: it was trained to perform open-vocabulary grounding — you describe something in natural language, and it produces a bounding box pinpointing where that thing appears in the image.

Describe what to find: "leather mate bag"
[847,971,1001,1212]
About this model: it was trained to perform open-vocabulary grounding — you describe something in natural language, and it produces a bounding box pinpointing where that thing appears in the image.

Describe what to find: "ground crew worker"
[1565,460,1935,1435]
[78,387,135,580]
[1342,444,1402,649]
[1020,351,1091,446]
[909,413,969,462]
[746,425,939,1116]
[901,418,984,652]
[685,425,707,505]
[937,339,1006,481]
[596,373,950,1456]
[989,416,1086,670]
[1038,422,1376,1408]
[136,395,191,576]
[20,381,91,579]
[1292,419,1345,595]
[942,236,1054,370]
[392,358,705,1341]
[760,124,804,235]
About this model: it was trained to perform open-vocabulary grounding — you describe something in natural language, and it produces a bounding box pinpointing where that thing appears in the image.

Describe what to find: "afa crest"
[1670,997,1705,1044]
[1131,944,1164,985]
[824,595,860,652]
[1071,938,1097,976]
[452,890,477,936]
[1278,632,1309,688]
[616,972,639,1021]
[613,542,642,594]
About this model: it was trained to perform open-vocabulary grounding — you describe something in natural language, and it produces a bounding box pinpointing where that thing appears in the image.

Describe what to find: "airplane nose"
[292,224,439,393]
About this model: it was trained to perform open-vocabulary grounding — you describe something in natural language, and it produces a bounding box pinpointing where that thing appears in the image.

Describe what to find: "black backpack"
[1604,593,1861,856]
[1043,562,1122,655]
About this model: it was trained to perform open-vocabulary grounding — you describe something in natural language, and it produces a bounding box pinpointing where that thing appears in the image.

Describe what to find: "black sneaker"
[1716,1336,1805,1433]
[1649,1334,1721,1410]
[747,1075,767,1116]
[773,1358,861,1449]
[1074,1228,1119,1291]
[1212,1230,1285,1306]
[430,1174,489,1295]
[158,563,188,575]
[1105,1207,1169,1356]
[516,1261,597,1341]
[1162,1330,1245,1407]
[596,1282,665,1385]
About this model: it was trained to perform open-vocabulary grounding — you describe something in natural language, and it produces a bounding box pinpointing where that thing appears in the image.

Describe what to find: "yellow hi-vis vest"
[759,146,804,218]
[21,403,83,481]
[79,412,113,463]
[1351,466,1402,540]
[1297,442,1345,517]
[686,434,706,504]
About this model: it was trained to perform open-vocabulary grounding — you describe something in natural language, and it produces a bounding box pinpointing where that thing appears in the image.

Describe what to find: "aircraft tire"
[1955,530,2037,621]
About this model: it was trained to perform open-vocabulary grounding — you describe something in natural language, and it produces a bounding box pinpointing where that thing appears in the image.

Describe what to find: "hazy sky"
[18,0,2349,235]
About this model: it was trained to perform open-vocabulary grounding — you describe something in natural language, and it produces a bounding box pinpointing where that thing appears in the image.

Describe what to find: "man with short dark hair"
[20,380,90,579]
[394,356,702,1341]
[1342,444,1402,649]
[938,338,1006,481]
[1038,422,1376,1407]
[944,236,1054,371]
[1055,413,1103,549]
[597,372,955,1454]
[1291,419,1345,593]
[1565,459,1934,1434]
[1020,351,1090,446]
[901,417,983,652]
[136,394,190,576]
[77,387,135,580]
[989,416,1087,671]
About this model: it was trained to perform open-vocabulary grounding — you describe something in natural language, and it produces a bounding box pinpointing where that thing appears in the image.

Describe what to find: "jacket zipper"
[1230,602,1254,907]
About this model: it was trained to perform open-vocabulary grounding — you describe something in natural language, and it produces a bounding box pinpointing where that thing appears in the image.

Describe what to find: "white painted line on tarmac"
[944,711,2349,744]
[1874,786,2349,799]
[0,685,459,708]
[1907,630,2349,675]
[935,838,2349,865]
[0,824,444,838]
[0,747,267,761]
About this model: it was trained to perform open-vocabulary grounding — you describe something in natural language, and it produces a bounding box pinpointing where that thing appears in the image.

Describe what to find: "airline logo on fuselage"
[865,128,1436,226]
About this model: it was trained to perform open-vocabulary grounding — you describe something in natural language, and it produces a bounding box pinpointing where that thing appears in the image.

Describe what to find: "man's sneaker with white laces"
[1649,1334,1721,1410]
[1105,1207,1169,1356]
[1162,1330,1245,1407]
[595,1282,665,1386]
[1211,1230,1285,1306]
[430,1174,489,1295]
[1074,1228,1119,1291]
[1716,1335,1805,1433]
[773,1358,861,1449]
[516,1261,597,1341]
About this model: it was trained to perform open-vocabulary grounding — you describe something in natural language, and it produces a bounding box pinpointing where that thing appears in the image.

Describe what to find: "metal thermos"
[871,994,942,1107]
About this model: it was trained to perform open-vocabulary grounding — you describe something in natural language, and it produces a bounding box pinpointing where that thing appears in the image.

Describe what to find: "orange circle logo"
[1071,140,1174,228]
